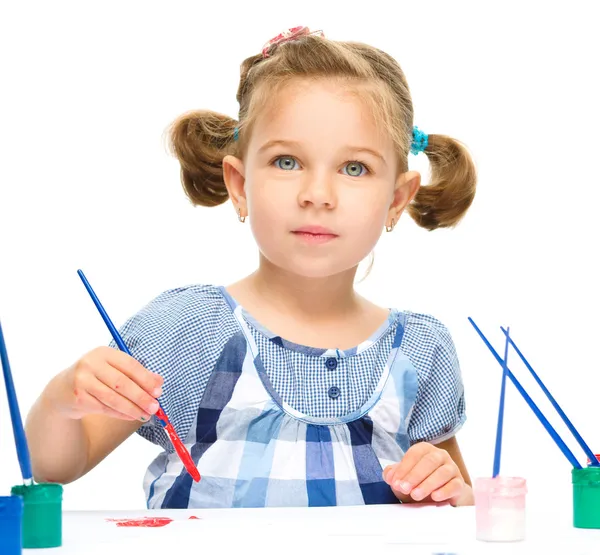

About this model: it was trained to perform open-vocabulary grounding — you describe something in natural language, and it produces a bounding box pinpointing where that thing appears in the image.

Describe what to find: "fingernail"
[395,481,411,493]
[149,401,159,414]
[152,388,163,397]
[411,488,423,500]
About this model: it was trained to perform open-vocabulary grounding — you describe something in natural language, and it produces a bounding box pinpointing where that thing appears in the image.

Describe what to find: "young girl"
[26,27,477,509]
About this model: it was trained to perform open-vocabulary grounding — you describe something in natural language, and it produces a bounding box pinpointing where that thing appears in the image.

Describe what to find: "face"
[224,78,419,279]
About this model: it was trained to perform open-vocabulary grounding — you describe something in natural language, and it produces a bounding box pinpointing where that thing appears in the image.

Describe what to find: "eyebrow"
[258,139,303,154]
[258,140,387,166]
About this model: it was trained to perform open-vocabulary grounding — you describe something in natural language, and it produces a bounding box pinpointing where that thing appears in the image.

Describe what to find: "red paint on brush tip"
[156,407,200,482]
[107,517,173,527]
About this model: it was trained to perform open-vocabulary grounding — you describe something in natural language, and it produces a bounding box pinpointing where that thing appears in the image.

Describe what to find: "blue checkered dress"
[113,285,465,508]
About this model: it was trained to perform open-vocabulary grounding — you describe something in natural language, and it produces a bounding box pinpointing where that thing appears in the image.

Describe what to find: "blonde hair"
[168,31,476,230]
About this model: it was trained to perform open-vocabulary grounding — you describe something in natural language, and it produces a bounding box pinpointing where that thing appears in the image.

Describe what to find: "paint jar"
[0,495,23,555]
[572,467,600,529]
[474,476,527,542]
[11,483,63,548]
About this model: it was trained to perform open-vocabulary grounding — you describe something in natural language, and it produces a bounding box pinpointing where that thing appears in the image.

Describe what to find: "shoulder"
[125,284,227,329]
[401,311,456,351]
[119,284,238,353]
[397,310,460,379]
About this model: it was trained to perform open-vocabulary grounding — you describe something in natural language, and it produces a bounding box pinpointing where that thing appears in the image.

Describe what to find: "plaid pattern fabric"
[112,285,465,508]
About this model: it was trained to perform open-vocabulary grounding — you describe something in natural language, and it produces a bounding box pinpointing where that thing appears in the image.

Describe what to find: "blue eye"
[343,162,367,177]
[275,156,299,170]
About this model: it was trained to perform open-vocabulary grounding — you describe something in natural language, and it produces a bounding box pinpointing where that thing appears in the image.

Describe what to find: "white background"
[1,1,598,511]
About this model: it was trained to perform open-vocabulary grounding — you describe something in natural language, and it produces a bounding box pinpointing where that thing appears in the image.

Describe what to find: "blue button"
[328,386,341,399]
[325,357,338,370]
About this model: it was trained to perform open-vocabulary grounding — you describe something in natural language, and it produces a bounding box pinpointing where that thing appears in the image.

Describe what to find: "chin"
[268,254,363,280]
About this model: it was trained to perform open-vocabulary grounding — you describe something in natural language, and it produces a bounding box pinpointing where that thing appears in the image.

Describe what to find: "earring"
[238,208,246,223]
[385,218,395,232]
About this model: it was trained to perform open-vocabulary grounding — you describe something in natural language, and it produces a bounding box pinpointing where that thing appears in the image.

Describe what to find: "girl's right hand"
[51,346,164,422]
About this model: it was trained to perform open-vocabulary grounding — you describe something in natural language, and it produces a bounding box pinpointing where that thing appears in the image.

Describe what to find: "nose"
[297,170,337,209]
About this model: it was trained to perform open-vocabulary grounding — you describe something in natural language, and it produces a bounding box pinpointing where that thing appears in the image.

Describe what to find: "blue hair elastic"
[410,126,428,155]
[233,126,239,141]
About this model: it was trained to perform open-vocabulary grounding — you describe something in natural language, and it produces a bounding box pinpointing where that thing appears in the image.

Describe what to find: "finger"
[87,379,156,421]
[382,464,396,483]
[384,443,437,492]
[430,477,465,504]
[409,463,458,501]
[383,462,409,491]
[96,363,160,415]
[383,462,406,485]
[75,389,137,421]
[393,448,449,495]
[102,347,163,395]
[382,445,425,486]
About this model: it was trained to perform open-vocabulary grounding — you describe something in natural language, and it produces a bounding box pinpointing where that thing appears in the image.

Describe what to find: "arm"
[26,347,162,484]
[27,397,142,484]
[437,436,472,486]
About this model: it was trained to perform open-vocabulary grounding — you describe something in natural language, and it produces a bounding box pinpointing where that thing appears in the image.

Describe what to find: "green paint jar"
[11,483,63,548]
[572,467,600,529]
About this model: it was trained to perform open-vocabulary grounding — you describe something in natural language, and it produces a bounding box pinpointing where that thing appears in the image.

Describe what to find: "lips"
[292,225,337,236]
[291,225,338,245]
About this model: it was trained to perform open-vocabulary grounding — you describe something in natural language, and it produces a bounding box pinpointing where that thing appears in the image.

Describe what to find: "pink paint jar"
[474,476,527,542]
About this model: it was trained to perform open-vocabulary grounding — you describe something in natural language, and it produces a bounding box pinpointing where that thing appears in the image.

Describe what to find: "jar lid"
[11,483,63,503]
[572,467,600,485]
[475,476,527,496]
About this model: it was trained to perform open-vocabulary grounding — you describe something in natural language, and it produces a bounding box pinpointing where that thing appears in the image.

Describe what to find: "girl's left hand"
[382,442,473,506]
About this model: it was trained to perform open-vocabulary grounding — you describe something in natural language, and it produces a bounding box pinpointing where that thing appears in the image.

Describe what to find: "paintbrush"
[469,317,582,469]
[0,318,34,486]
[77,270,200,482]
[492,326,510,478]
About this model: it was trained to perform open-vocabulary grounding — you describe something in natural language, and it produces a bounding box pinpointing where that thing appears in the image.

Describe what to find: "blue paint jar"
[0,495,23,555]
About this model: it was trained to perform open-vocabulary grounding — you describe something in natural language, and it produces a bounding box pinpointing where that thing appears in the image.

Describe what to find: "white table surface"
[28,503,600,555]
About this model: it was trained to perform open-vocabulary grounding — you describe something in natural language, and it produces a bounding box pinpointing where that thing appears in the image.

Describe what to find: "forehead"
[248,78,393,153]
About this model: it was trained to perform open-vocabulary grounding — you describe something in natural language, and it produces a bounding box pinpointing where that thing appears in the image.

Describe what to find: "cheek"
[346,190,390,230]
[246,181,289,247]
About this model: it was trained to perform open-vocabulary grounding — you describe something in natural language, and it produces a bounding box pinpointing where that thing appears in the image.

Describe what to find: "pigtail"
[408,134,477,230]
[167,110,237,207]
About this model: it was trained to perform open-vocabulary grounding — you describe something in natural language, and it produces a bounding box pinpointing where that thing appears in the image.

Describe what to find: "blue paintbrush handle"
[0,319,33,481]
[492,326,510,478]
[77,270,130,354]
[77,270,166,420]
[469,317,582,469]
[500,326,600,468]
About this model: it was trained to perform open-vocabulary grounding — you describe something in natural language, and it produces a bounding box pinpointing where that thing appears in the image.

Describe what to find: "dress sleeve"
[402,313,466,445]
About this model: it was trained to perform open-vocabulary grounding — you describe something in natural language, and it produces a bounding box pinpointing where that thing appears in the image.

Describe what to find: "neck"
[246,255,362,321]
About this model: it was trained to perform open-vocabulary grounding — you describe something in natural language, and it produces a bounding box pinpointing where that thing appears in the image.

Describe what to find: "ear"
[223,155,247,218]
[387,171,421,226]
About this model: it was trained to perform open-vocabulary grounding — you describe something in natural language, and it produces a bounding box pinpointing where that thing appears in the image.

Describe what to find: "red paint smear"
[188,516,200,520]
[107,517,173,528]
[156,407,200,482]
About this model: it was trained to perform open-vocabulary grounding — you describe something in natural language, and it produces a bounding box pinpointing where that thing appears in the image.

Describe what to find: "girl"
[26,27,477,509]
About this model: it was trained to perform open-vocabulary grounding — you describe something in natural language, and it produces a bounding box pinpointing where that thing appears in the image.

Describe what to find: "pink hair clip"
[261,26,324,58]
